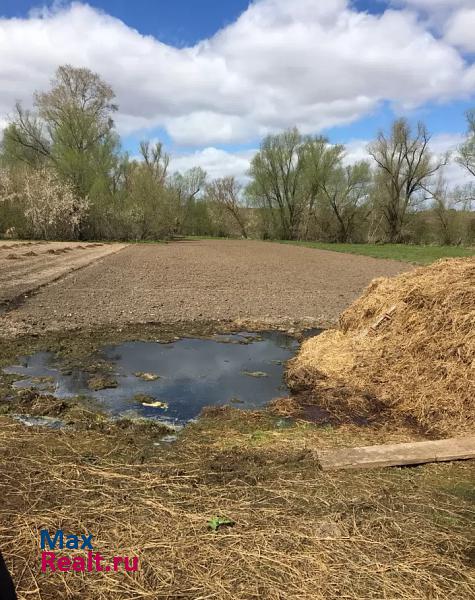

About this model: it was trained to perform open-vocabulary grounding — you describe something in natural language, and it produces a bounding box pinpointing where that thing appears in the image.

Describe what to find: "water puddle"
[4,331,308,426]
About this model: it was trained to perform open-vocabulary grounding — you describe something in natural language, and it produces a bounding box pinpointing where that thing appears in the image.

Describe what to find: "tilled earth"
[0,239,411,336]
[0,240,126,309]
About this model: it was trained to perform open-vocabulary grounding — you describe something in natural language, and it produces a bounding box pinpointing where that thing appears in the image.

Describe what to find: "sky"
[0,0,474,186]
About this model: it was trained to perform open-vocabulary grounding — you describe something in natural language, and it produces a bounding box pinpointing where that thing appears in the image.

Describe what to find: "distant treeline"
[1,65,474,245]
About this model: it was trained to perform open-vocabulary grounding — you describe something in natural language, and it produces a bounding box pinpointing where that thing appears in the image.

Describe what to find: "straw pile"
[288,258,475,435]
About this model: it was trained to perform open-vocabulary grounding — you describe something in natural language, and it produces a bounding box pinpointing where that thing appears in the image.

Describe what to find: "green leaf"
[207,516,235,532]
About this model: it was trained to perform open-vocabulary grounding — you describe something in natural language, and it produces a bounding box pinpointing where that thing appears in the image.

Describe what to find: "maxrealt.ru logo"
[40,530,138,573]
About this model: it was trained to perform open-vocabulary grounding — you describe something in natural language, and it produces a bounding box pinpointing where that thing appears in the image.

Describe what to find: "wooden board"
[318,436,475,471]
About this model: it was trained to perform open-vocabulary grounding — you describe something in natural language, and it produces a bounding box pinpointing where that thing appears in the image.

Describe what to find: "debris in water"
[241,370,268,378]
[142,400,168,410]
[134,372,160,381]
[133,394,154,404]
[87,375,118,391]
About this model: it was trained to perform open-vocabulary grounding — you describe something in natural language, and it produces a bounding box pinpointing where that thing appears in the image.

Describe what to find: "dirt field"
[0,239,410,335]
[0,240,126,311]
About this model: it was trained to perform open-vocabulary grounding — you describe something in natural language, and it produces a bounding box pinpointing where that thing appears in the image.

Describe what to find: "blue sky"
[0,0,474,184]
[0,0,252,45]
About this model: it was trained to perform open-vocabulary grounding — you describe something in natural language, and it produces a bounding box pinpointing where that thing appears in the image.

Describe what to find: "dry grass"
[0,412,474,600]
[288,258,475,436]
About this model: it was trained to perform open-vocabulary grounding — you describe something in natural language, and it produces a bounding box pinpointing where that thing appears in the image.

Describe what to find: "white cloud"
[0,1,474,146]
[165,113,256,146]
[0,118,7,137]
[169,147,256,182]
[342,139,371,166]
[395,0,471,9]
[393,0,474,20]
[445,9,475,53]
[430,133,473,189]
[394,0,475,53]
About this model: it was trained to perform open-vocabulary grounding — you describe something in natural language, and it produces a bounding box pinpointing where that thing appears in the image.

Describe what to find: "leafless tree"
[139,141,169,184]
[368,119,447,242]
[169,167,207,234]
[457,109,475,178]
[206,177,248,238]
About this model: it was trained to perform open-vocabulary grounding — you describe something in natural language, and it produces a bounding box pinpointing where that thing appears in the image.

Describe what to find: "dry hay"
[288,258,475,436]
[268,396,300,417]
[0,415,473,600]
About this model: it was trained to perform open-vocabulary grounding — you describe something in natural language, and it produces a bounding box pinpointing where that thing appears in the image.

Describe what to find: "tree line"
[1,65,474,244]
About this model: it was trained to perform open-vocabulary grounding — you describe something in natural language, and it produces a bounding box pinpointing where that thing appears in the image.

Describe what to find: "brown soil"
[0,241,126,313]
[0,240,410,336]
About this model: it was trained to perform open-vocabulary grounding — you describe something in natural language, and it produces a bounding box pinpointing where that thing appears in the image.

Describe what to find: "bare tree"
[457,109,475,178]
[368,119,447,242]
[139,141,169,184]
[169,167,207,234]
[425,175,458,245]
[206,177,248,238]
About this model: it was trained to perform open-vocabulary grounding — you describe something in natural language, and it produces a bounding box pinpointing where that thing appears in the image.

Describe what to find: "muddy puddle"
[4,331,313,427]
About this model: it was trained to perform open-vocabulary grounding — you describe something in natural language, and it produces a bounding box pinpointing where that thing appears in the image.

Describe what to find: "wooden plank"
[318,436,475,471]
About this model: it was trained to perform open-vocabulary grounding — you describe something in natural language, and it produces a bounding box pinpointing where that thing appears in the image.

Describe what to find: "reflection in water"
[4,332,309,426]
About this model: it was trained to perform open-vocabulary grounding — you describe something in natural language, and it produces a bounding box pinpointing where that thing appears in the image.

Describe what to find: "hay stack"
[288,258,475,435]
